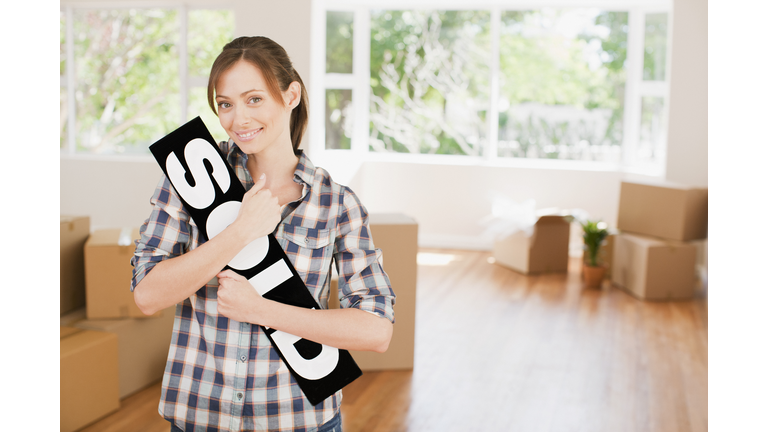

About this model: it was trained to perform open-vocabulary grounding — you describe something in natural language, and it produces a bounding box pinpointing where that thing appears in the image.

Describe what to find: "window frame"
[311,0,673,176]
[59,1,234,158]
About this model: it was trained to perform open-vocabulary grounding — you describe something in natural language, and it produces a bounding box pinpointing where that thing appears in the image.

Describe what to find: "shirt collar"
[293,150,315,187]
[225,139,314,188]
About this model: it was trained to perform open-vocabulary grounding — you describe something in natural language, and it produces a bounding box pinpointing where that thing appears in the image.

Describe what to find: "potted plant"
[580,219,609,288]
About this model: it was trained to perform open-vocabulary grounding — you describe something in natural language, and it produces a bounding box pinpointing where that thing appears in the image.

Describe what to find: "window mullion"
[352,7,370,155]
[621,9,645,168]
[486,7,501,160]
[179,5,188,125]
[66,6,76,154]
[310,0,327,157]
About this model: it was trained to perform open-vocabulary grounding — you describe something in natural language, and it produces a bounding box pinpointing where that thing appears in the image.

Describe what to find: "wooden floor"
[80,249,707,432]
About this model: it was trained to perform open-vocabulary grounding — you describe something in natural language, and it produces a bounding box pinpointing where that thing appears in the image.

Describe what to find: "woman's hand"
[230,174,281,244]
[216,269,268,324]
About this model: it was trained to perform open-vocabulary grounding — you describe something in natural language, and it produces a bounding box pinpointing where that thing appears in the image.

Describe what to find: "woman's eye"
[248,97,261,103]
[217,102,231,109]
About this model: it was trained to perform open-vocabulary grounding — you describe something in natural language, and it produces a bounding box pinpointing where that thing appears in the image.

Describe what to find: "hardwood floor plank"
[75,249,707,432]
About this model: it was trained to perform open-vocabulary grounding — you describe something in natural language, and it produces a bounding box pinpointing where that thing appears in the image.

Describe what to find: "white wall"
[61,156,163,229]
[349,160,626,251]
[61,0,707,252]
[665,0,708,187]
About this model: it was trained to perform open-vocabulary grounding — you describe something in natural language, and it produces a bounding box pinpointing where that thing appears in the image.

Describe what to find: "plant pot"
[582,264,606,288]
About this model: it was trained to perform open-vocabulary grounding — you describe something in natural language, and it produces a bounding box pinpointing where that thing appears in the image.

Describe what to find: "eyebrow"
[216,89,264,99]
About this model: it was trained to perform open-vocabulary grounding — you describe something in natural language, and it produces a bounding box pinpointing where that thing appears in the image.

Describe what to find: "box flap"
[86,228,141,247]
[621,179,707,192]
[619,232,691,248]
[61,215,89,224]
[535,215,569,225]
[60,326,84,340]
[369,213,417,226]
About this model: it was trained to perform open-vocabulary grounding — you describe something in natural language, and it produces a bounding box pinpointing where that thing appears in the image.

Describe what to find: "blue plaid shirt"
[131,141,395,431]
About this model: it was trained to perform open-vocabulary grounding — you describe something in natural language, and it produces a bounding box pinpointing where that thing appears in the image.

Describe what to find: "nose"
[234,104,250,126]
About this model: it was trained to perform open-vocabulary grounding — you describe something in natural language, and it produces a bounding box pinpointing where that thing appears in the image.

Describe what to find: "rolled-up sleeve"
[334,186,396,323]
[130,175,193,291]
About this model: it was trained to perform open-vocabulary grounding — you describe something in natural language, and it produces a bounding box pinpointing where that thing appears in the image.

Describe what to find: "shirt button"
[304,238,309,244]
[240,355,247,362]
[237,392,243,400]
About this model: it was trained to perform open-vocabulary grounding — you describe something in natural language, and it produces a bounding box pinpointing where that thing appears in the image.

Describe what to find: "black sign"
[149,117,362,406]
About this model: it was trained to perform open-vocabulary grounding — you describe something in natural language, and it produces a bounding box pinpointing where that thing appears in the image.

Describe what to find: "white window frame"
[311,0,672,175]
[60,1,234,159]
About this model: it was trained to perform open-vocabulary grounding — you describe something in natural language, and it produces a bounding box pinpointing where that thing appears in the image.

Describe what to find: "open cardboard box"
[493,214,571,275]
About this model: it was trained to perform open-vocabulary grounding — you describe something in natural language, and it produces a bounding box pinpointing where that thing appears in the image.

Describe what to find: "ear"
[284,81,302,110]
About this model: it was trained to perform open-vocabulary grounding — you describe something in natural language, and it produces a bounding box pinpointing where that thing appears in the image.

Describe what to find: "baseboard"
[417,233,493,251]
[417,233,586,257]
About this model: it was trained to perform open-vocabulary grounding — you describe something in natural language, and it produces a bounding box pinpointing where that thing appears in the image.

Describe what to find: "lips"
[235,128,263,141]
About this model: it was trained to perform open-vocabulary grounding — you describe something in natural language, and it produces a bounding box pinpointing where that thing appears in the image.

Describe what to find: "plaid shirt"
[131,141,395,431]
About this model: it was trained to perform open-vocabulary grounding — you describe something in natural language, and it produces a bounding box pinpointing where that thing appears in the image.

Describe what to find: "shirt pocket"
[277,225,336,279]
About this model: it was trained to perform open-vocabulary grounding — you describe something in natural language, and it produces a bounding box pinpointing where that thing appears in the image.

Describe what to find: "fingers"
[217,269,243,280]
[248,173,267,195]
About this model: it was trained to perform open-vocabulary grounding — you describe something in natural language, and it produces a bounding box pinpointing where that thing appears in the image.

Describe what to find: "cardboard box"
[611,233,697,300]
[61,326,120,432]
[617,180,708,241]
[582,234,616,280]
[329,213,418,371]
[74,308,176,398]
[61,215,90,316]
[493,215,571,274]
[60,307,86,327]
[85,228,153,319]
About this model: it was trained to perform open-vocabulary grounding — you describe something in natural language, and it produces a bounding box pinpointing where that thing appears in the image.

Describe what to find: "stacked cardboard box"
[84,228,157,319]
[73,309,176,398]
[60,220,176,427]
[80,226,175,398]
[611,181,708,300]
[329,213,418,371]
[61,215,90,315]
[61,326,120,432]
[493,215,571,275]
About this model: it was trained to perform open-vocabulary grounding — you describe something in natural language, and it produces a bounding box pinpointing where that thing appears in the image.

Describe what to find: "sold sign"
[149,117,362,405]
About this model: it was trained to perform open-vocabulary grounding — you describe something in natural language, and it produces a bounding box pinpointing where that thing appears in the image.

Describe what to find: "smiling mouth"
[235,128,263,140]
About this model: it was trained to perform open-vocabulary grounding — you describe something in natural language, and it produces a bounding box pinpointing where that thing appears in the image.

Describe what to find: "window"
[317,1,671,174]
[60,5,234,155]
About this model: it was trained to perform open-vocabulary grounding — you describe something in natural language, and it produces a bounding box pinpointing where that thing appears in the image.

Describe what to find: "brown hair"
[207,36,309,151]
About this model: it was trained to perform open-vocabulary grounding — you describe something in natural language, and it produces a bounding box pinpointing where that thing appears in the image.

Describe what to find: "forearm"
[257,302,393,353]
[133,227,248,315]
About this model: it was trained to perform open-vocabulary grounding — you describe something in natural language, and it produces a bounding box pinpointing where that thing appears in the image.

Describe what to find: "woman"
[131,36,395,432]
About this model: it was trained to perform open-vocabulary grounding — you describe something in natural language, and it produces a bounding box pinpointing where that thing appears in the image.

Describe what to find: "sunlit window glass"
[325,89,353,150]
[73,9,180,154]
[188,87,227,143]
[497,9,627,162]
[188,9,234,78]
[643,13,667,81]
[637,96,666,168]
[327,11,354,74]
[61,9,67,149]
[369,10,490,156]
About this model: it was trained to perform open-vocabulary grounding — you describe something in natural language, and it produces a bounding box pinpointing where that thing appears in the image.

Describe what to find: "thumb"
[248,173,267,195]
[217,269,240,280]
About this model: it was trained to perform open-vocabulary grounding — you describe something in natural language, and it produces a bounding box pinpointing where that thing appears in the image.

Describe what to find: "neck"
[244,141,299,190]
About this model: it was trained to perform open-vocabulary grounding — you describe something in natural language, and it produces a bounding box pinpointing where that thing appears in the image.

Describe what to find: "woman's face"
[214,60,296,155]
